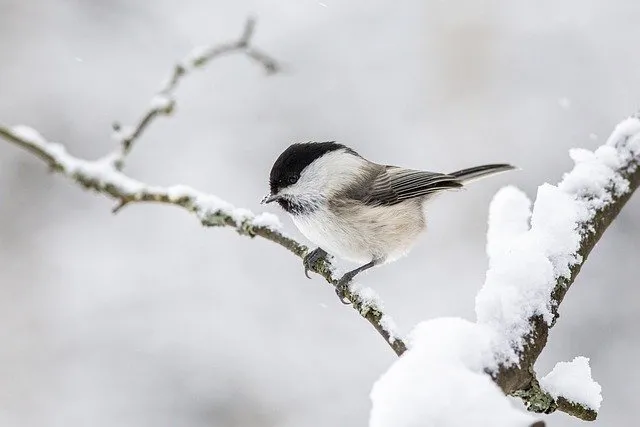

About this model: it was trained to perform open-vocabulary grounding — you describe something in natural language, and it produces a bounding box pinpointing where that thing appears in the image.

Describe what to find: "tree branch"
[110,17,279,170]
[369,118,638,426]
[511,368,598,421]
[486,115,640,420]
[0,123,406,354]
[0,18,406,356]
[0,46,406,358]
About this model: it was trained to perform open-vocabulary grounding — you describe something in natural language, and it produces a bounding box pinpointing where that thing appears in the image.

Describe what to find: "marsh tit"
[262,142,514,302]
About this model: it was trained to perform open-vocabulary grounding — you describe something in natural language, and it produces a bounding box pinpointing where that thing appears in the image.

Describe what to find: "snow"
[370,318,538,427]
[476,115,640,366]
[561,147,629,204]
[11,125,47,145]
[540,357,602,411]
[477,184,578,359]
[251,212,283,230]
[349,284,402,345]
[12,125,145,193]
[350,283,385,309]
[370,115,640,425]
[166,184,199,202]
[230,207,254,224]
[485,186,531,263]
[530,183,588,277]
[150,95,174,111]
[5,125,283,233]
[379,315,399,344]
[185,45,212,68]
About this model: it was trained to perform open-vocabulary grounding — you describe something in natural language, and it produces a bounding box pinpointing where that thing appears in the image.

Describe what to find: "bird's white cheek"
[288,178,323,198]
[279,182,325,207]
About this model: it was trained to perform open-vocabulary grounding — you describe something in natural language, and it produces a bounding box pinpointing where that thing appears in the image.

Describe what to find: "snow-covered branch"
[0,123,406,355]
[371,114,640,426]
[487,115,640,418]
[0,19,406,358]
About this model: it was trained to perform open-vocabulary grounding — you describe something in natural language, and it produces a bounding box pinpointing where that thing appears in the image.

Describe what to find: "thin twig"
[110,17,279,169]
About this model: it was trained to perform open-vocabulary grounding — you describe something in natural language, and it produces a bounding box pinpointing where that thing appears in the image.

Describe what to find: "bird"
[262,141,514,303]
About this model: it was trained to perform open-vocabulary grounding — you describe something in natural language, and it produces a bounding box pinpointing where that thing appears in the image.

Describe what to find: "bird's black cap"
[269,141,354,194]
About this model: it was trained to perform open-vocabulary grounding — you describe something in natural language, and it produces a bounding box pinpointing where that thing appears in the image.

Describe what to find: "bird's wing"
[360,166,463,206]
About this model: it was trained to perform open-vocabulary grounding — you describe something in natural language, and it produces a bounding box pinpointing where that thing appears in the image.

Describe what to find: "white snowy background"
[1,0,639,426]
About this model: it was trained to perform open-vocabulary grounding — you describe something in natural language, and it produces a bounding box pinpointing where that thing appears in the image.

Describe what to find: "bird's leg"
[335,258,381,304]
[303,247,328,279]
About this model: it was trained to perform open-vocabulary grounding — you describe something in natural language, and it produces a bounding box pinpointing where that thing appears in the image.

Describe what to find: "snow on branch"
[110,17,279,169]
[371,318,543,427]
[371,114,640,426]
[0,19,406,358]
[540,356,602,412]
[487,115,640,419]
[0,124,405,355]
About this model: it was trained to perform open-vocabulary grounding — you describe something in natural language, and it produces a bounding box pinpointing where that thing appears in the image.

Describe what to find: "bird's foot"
[335,273,356,305]
[303,248,328,279]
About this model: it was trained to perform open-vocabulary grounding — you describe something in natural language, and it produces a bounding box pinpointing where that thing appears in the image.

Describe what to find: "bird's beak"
[261,193,280,204]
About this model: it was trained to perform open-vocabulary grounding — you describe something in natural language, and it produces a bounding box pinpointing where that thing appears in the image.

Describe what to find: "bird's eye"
[287,175,298,185]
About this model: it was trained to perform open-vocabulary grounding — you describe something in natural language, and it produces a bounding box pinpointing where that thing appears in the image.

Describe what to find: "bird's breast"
[291,200,426,264]
[291,208,371,264]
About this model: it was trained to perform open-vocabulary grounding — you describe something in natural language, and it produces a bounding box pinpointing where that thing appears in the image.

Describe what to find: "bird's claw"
[303,248,355,304]
[335,274,354,305]
[303,248,328,279]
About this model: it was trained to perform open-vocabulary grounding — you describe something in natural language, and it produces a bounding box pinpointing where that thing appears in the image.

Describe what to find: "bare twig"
[110,17,279,169]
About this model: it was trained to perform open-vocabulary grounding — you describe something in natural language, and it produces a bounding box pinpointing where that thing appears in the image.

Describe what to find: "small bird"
[262,142,514,302]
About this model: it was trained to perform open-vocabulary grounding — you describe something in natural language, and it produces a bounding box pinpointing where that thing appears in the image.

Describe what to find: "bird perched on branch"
[263,142,514,303]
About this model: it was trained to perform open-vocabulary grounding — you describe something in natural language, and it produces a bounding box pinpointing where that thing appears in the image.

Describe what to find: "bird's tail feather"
[449,164,515,184]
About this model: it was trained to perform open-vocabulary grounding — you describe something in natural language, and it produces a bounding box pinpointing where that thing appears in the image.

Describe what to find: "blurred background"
[0,0,638,426]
